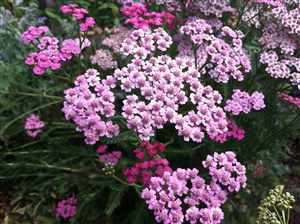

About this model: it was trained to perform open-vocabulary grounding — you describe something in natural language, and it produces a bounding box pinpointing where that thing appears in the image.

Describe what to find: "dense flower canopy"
[13,0,300,223]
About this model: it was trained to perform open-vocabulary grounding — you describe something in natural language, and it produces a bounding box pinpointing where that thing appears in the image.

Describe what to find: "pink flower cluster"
[21,26,49,44]
[259,23,300,88]
[224,89,266,115]
[55,195,77,220]
[260,51,300,88]
[191,0,234,18]
[115,55,227,142]
[121,3,175,29]
[102,26,132,53]
[241,6,261,28]
[271,4,300,36]
[90,49,117,70]
[278,92,300,108]
[259,24,297,55]
[180,18,251,83]
[202,151,247,192]
[141,151,246,224]
[62,69,119,144]
[117,0,145,6]
[154,0,182,11]
[24,114,45,138]
[120,28,173,59]
[123,141,171,185]
[60,3,95,32]
[210,119,245,143]
[96,145,122,166]
[255,0,282,6]
[154,0,234,17]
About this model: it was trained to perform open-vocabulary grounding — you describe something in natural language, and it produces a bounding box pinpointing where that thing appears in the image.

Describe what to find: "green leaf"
[105,187,126,216]
[45,9,61,22]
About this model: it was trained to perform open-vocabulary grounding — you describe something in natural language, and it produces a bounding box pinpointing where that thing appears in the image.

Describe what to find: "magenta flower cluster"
[224,89,265,115]
[210,119,245,143]
[22,26,91,75]
[21,26,49,44]
[278,92,300,108]
[22,4,94,75]
[141,151,246,224]
[24,31,62,75]
[55,195,77,220]
[123,141,171,185]
[60,3,95,32]
[62,69,119,144]
[121,3,175,29]
[96,145,122,166]
[24,114,45,138]
[180,18,251,83]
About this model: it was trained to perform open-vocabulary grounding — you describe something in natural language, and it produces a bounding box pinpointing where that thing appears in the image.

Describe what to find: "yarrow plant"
[141,151,246,224]
[90,49,117,70]
[62,16,266,145]
[123,141,172,185]
[60,3,95,32]
[252,1,300,89]
[255,0,282,6]
[15,1,300,223]
[96,144,122,166]
[24,114,45,138]
[256,185,295,224]
[278,92,300,108]
[179,18,251,83]
[121,3,175,29]
[224,89,266,116]
[55,195,77,221]
[210,119,245,143]
[62,68,119,144]
[22,4,94,75]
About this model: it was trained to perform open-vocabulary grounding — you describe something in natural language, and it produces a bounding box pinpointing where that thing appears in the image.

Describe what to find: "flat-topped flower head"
[179,18,251,83]
[62,69,119,144]
[142,151,246,224]
[224,89,265,115]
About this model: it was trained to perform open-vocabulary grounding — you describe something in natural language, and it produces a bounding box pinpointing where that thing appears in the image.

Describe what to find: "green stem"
[287,208,291,224]
[282,210,287,224]
[112,175,142,190]
[8,140,44,151]
[0,91,63,100]
[2,162,82,173]
[50,74,73,84]
[236,0,251,28]
[273,206,285,224]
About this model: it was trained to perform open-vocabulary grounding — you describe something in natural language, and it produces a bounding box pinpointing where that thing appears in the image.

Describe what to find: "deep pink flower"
[24,114,45,138]
[55,195,77,220]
